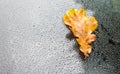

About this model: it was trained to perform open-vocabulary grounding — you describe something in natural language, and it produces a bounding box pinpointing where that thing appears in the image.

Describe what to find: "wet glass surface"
[0,0,119,74]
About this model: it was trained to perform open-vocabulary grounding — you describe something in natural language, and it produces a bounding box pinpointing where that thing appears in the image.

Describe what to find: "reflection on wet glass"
[112,0,120,12]
[75,0,120,74]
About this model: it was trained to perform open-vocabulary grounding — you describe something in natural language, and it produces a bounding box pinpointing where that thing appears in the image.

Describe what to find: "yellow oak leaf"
[63,8,98,57]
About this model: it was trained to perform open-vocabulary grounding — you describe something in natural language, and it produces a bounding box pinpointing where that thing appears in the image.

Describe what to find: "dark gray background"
[0,0,120,74]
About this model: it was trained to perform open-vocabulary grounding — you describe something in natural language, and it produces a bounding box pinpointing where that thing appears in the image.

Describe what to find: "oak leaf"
[63,8,98,57]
